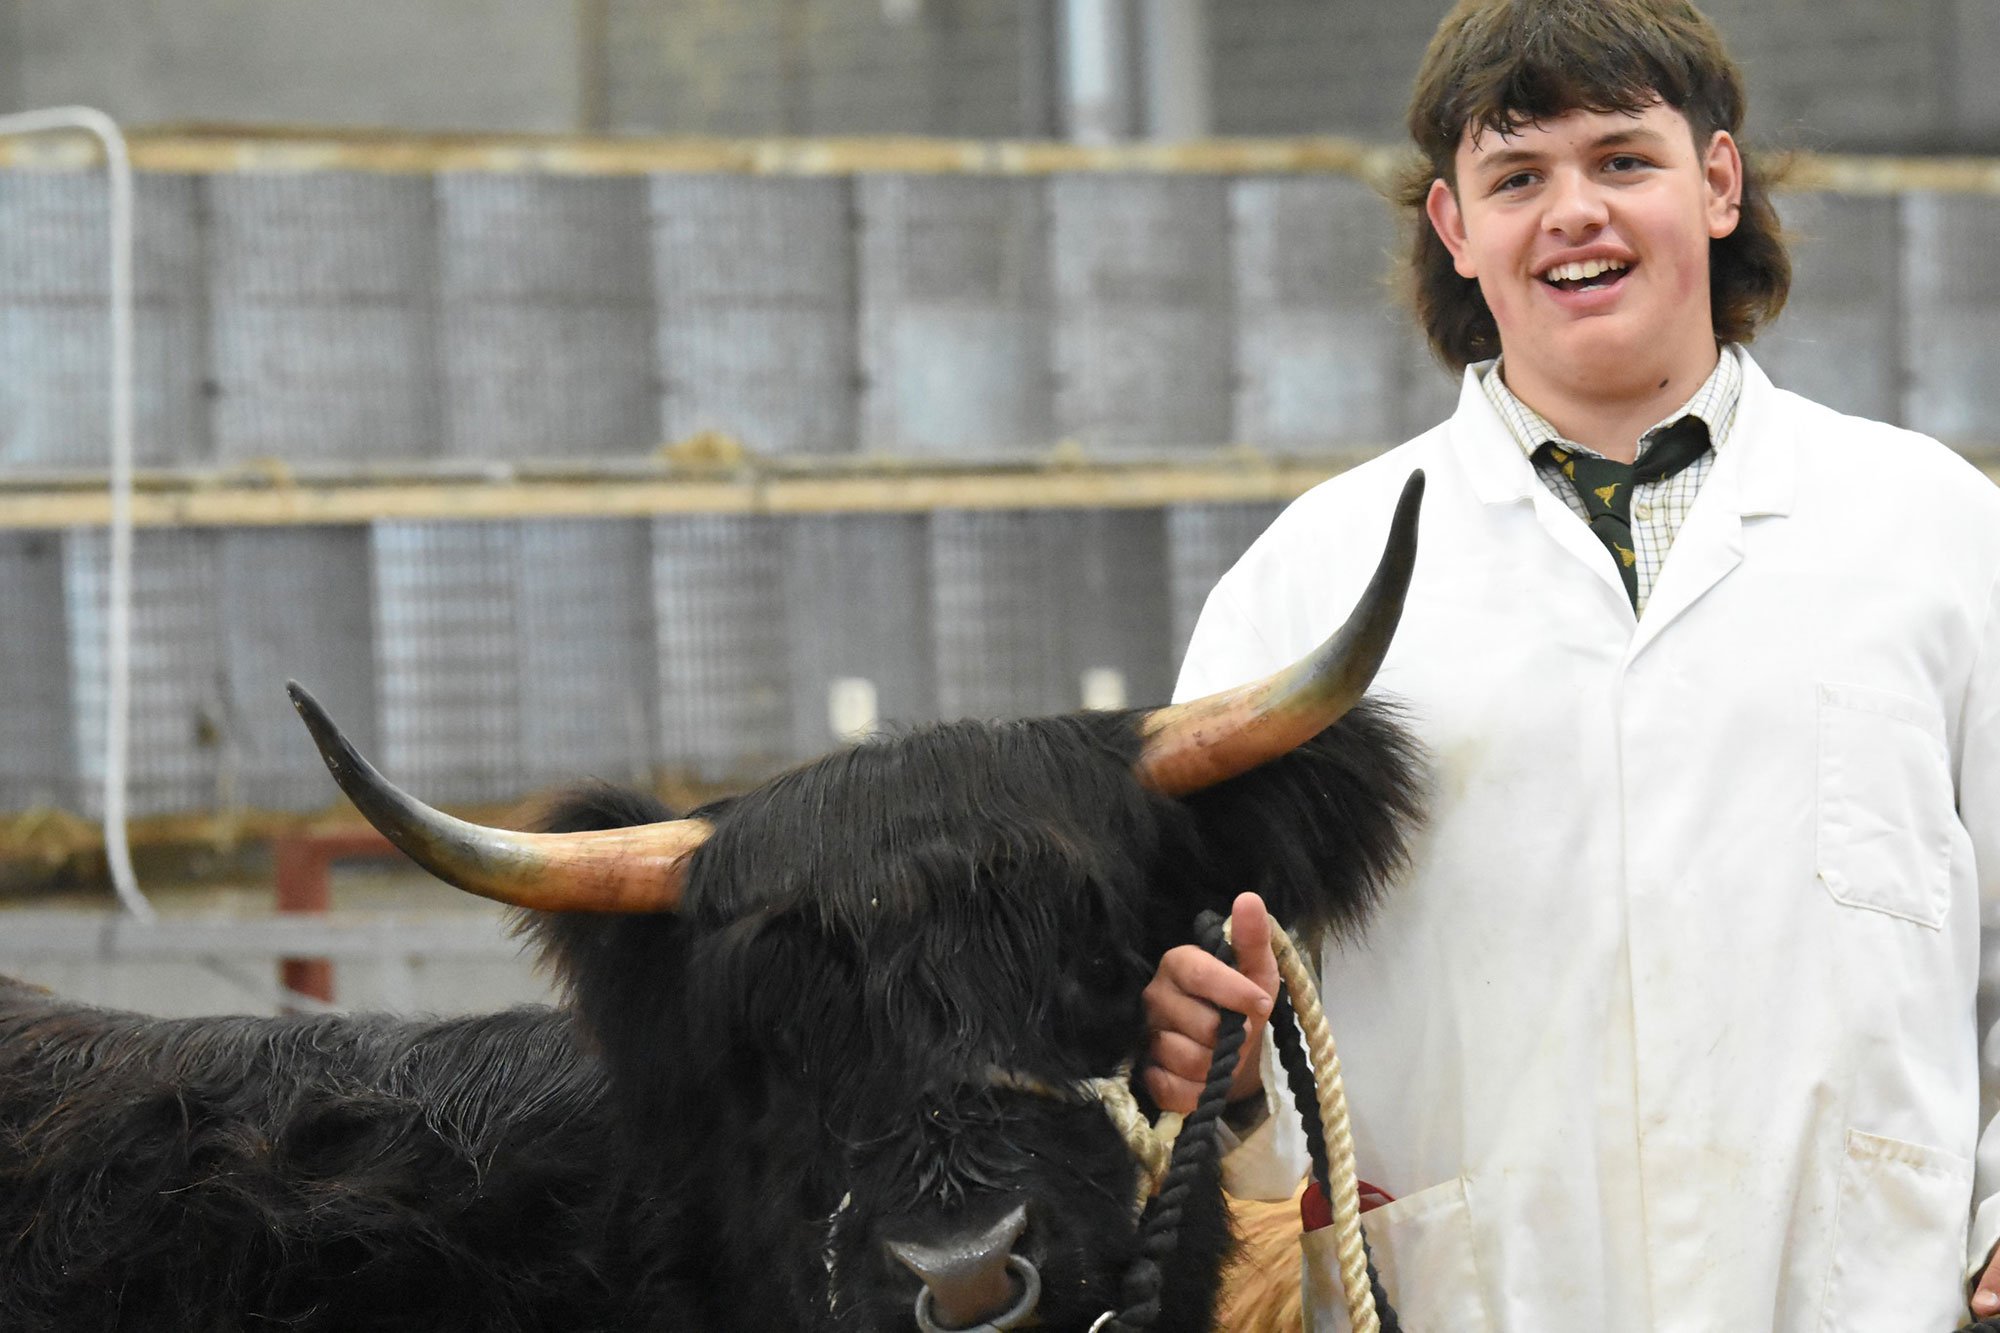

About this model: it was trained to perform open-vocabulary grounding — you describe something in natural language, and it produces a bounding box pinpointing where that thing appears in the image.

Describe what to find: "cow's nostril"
[885,1203,1041,1330]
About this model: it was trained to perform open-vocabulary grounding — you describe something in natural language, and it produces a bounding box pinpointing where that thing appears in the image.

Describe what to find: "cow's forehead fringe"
[686,710,1167,924]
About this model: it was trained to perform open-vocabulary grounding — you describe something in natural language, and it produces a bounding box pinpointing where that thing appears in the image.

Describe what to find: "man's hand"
[1973,1246,2000,1321]
[1141,893,1279,1115]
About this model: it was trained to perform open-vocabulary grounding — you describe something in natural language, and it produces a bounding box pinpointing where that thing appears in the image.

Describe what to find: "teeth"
[1545,258,1630,283]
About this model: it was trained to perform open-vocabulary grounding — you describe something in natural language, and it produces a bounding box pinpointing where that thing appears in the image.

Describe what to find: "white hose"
[0,108,152,920]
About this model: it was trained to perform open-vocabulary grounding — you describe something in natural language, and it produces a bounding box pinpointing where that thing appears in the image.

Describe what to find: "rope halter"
[986,1061,1185,1215]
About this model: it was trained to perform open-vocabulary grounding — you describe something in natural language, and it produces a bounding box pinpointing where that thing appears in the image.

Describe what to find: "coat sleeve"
[1174,578,1316,1199]
[1965,568,2000,1279]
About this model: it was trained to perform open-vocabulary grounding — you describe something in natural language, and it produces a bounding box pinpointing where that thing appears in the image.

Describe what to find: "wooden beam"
[0,909,528,962]
[4,450,1993,530]
[0,455,1375,529]
[0,129,1991,195]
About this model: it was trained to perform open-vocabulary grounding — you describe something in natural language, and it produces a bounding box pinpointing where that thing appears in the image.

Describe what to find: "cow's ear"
[1171,699,1425,940]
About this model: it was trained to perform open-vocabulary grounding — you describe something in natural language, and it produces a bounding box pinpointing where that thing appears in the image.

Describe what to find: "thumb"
[1230,892,1279,1003]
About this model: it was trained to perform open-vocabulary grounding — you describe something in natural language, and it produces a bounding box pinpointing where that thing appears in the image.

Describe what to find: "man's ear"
[1426,177,1479,279]
[1703,129,1744,240]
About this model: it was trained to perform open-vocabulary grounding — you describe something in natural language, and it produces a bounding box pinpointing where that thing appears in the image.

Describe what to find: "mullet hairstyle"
[1396,0,1790,371]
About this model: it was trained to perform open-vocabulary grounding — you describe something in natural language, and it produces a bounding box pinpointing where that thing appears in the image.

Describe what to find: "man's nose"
[1543,166,1610,236]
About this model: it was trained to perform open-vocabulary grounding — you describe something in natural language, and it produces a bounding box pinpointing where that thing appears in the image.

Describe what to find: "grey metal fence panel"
[650,514,790,780]
[1165,501,1286,665]
[1050,175,1233,448]
[208,172,442,466]
[931,507,1172,721]
[516,518,656,787]
[1754,193,1902,424]
[218,527,377,812]
[857,176,1051,453]
[932,509,1074,720]
[1902,192,2000,447]
[64,528,224,817]
[371,520,520,805]
[782,514,935,755]
[0,172,203,471]
[649,175,856,455]
[437,175,658,461]
[1232,176,1404,448]
[1064,508,1175,709]
[0,532,76,812]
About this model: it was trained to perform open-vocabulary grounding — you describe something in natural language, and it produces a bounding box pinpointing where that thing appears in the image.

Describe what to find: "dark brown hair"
[1396,0,1790,370]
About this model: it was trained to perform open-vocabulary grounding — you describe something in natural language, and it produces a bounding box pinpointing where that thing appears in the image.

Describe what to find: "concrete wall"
[1210,0,2000,154]
[3,1,1996,152]
[10,0,584,132]
[604,0,1057,137]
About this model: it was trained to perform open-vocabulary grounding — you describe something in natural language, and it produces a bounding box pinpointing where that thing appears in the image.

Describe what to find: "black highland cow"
[0,477,1428,1332]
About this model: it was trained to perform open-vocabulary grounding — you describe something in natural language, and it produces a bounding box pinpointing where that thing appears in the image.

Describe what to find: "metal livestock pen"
[0,129,1994,1009]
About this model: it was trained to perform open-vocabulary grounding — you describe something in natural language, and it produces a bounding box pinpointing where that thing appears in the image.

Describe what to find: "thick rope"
[1265,922,1386,1333]
[1099,914,1248,1333]
[1269,983,1401,1332]
[1091,912,1404,1332]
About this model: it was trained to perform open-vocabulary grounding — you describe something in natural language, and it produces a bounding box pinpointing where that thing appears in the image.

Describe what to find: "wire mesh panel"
[207,172,442,466]
[371,521,520,805]
[515,518,657,788]
[782,514,935,756]
[931,507,1173,721]
[65,528,225,817]
[0,172,203,471]
[1049,175,1234,448]
[1901,192,2000,447]
[0,533,76,812]
[650,514,790,781]
[218,527,376,812]
[1232,176,1404,448]
[1753,193,1901,424]
[857,175,1051,453]
[1063,508,1175,709]
[437,175,658,461]
[1165,501,1286,667]
[649,176,857,454]
[932,509,1074,720]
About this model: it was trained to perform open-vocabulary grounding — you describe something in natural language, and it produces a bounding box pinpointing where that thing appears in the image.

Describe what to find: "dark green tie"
[1535,416,1712,607]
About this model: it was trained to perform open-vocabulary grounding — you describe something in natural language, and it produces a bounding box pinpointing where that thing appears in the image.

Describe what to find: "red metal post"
[271,829,394,1011]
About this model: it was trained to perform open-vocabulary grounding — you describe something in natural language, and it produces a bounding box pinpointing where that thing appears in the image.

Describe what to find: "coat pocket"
[1818,1129,1972,1333]
[1305,1175,1489,1333]
[1816,682,1954,929]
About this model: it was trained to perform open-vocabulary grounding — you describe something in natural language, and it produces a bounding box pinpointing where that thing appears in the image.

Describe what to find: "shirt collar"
[1479,344,1744,463]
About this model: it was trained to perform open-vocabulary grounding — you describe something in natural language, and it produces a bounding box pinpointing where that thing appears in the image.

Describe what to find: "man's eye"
[1605,155,1647,173]
[1494,171,1536,193]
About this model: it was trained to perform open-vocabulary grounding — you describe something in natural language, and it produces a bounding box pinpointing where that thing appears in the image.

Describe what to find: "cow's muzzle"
[886,1203,1041,1331]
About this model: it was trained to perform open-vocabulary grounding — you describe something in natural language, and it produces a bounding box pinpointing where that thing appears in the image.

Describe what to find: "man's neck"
[1499,344,1722,464]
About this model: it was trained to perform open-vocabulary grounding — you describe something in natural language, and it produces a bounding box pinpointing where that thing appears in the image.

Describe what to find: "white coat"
[1180,352,2000,1332]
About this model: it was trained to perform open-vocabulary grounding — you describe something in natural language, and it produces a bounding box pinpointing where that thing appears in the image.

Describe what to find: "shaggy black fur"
[0,699,1423,1332]
[0,983,633,1331]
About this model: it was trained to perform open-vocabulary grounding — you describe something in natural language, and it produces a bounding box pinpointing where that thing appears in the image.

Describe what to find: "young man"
[1143,0,2000,1327]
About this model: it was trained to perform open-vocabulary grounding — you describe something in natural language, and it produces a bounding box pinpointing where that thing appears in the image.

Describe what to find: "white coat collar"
[1445,347,1796,519]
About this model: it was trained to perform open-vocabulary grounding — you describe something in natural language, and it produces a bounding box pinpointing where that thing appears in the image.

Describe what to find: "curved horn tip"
[285,682,351,770]
[1392,468,1425,528]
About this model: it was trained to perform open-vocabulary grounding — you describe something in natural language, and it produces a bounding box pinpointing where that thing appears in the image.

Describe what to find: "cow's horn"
[1134,469,1423,796]
[286,682,706,913]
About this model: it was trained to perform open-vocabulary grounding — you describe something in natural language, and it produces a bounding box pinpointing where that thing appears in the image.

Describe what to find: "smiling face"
[1424,100,1743,410]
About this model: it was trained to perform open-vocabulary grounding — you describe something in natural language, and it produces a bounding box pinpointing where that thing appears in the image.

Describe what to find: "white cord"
[0,108,152,921]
